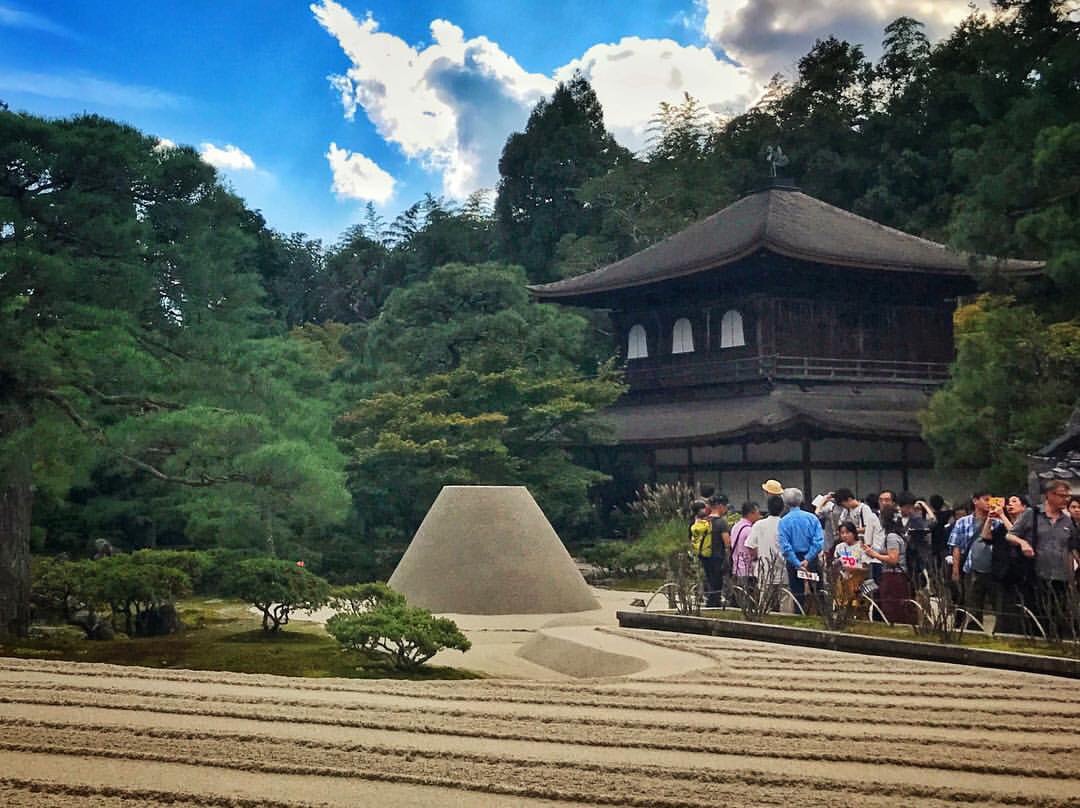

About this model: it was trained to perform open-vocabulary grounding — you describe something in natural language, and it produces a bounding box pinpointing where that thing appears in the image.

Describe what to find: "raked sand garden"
[2,583,1080,808]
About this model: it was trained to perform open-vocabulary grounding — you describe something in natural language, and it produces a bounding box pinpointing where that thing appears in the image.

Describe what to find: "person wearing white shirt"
[747,494,785,590]
[832,488,884,550]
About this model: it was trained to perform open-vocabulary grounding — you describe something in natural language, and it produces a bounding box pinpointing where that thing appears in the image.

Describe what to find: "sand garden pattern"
[5,485,1079,805]
[1,628,1080,806]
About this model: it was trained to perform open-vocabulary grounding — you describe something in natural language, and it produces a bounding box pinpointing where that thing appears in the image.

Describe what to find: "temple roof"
[1031,409,1080,481]
[601,384,931,446]
[530,186,1045,301]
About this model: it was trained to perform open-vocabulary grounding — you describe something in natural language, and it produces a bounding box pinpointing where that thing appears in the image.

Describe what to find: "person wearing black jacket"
[928,495,951,568]
[976,495,1027,633]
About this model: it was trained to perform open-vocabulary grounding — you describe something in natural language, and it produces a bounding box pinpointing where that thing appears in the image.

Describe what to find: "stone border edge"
[615,611,1080,679]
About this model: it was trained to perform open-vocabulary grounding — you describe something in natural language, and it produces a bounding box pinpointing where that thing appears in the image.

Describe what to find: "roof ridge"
[530,186,1045,300]
[760,188,775,243]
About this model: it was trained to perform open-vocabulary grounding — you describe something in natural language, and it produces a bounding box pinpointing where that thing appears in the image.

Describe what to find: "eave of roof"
[530,187,1045,301]
[601,385,931,447]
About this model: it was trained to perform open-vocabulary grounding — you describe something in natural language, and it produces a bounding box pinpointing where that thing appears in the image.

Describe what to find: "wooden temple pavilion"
[530,182,1044,504]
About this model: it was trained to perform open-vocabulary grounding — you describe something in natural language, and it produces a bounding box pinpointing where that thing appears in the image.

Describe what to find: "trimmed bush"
[326,602,470,670]
[328,582,405,615]
[131,549,212,589]
[31,554,191,638]
[222,557,331,632]
[95,555,192,636]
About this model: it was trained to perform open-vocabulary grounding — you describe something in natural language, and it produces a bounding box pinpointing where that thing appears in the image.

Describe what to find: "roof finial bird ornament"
[765,144,789,177]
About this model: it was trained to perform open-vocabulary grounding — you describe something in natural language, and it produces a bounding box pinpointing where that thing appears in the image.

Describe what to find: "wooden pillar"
[648,448,657,485]
[801,437,813,496]
[755,299,764,354]
[901,441,910,491]
[687,446,695,486]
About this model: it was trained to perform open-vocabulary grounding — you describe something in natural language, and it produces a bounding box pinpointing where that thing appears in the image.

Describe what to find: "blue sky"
[0,1,981,244]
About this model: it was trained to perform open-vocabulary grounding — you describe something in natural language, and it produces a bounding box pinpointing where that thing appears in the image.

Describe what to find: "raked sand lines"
[1,636,1078,807]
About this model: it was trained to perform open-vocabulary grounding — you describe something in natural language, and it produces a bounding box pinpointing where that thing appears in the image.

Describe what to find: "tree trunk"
[0,477,32,638]
[0,389,33,639]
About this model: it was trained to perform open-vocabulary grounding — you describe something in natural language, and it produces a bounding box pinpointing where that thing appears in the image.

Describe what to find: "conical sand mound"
[388,485,600,615]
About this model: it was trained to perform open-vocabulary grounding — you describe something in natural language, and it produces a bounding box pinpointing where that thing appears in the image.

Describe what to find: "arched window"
[627,324,648,359]
[672,318,694,354]
[720,309,745,348]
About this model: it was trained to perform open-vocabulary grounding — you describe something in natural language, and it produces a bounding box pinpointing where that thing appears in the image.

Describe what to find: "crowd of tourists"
[688,478,1080,634]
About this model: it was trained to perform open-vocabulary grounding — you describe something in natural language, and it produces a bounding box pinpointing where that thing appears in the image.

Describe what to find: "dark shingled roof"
[1031,409,1080,481]
[602,385,931,446]
[531,186,1045,300]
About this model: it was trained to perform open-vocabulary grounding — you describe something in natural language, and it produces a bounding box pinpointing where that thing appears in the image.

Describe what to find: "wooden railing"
[624,353,950,391]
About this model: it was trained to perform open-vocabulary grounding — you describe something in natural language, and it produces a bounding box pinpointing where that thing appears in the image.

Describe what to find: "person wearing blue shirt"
[778,488,825,611]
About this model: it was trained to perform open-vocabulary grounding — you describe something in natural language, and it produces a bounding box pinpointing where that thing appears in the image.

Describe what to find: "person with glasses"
[1007,479,1078,632]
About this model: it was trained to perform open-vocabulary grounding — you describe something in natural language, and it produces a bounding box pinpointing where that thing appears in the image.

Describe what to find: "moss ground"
[0,598,480,680]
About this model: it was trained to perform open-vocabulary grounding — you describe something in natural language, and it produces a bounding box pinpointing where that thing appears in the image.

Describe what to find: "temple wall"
[651,437,982,507]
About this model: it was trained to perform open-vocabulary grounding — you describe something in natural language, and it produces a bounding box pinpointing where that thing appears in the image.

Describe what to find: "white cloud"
[312,0,553,197]
[556,37,757,151]
[312,0,989,201]
[312,1,760,196]
[0,69,180,109]
[199,143,256,172]
[325,142,396,203]
[0,4,74,38]
[703,0,988,79]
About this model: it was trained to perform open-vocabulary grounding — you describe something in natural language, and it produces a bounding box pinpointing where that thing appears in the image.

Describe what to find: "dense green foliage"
[4,1,1079,636]
[328,581,405,614]
[0,111,350,568]
[326,600,471,670]
[221,557,331,632]
[922,296,1080,489]
[583,484,699,580]
[334,261,624,541]
[495,73,630,282]
[31,550,203,637]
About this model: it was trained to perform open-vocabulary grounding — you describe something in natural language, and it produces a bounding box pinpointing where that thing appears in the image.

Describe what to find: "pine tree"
[495,73,628,282]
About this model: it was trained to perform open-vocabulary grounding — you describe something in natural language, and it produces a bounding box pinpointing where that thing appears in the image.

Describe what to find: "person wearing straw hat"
[762,479,783,497]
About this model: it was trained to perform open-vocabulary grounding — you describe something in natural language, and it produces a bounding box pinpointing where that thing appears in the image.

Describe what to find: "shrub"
[326,603,471,670]
[95,555,192,636]
[625,482,696,532]
[631,517,699,614]
[328,582,405,615]
[222,557,331,632]
[199,548,259,595]
[31,557,103,631]
[636,517,690,569]
[131,549,212,589]
[581,542,625,579]
[32,554,191,638]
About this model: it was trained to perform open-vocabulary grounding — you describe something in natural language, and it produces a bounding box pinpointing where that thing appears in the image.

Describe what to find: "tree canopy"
[4,0,1079,634]
[495,73,629,282]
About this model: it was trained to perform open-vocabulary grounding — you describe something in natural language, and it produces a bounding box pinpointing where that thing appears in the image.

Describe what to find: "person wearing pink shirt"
[730,501,762,595]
